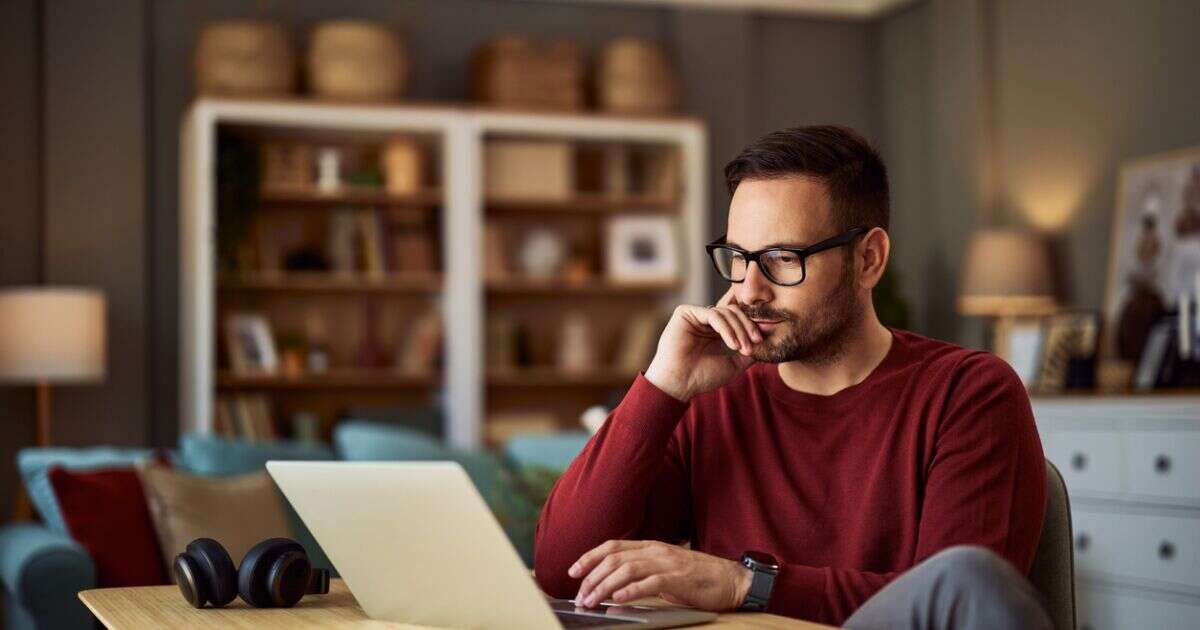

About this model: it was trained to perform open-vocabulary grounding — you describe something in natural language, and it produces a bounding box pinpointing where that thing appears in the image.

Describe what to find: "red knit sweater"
[533,328,1046,625]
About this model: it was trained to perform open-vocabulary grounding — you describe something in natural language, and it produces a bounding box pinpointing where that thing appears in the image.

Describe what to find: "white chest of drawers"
[1033,395,1200,630]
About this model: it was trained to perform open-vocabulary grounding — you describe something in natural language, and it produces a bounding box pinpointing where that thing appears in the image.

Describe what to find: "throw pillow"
[47,466,168,587]
[137,464,291,573]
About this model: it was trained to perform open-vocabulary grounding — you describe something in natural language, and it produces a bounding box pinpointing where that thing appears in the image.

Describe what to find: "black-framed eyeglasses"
[705,227,868,286]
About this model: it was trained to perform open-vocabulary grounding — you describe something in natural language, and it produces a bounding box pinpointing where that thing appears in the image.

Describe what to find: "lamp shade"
[0,287,106,383]
[958,229,1057,316]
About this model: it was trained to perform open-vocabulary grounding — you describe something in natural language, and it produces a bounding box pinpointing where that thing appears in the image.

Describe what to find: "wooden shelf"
[219,272,441,294]
[259,187,442,207]
[217,369,439,390]
[487,368,638,388]
[486,193,678,214]
[485,277,680,295]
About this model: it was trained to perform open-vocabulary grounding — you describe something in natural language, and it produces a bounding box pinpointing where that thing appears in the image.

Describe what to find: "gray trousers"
[843,546,1054,630]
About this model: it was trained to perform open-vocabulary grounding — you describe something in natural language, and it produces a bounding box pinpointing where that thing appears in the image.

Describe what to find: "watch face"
[743,551,779,571]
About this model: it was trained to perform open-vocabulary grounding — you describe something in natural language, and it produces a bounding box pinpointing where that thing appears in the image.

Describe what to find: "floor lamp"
[0,287,106,520]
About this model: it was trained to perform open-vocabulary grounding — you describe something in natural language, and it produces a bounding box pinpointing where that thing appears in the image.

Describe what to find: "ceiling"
[542,0,920,19]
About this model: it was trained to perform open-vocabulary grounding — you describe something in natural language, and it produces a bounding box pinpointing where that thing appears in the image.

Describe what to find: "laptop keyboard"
[555,611,641,627]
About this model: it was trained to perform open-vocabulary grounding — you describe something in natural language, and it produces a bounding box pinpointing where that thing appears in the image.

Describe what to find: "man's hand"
[567,540,753,611]
[643,287,761,402]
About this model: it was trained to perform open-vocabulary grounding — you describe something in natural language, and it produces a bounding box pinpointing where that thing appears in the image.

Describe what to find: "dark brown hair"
[723,125,889,232]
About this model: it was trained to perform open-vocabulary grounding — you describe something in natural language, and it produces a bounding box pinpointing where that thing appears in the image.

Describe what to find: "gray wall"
[876,0,1200,343]
[1,0,877,514]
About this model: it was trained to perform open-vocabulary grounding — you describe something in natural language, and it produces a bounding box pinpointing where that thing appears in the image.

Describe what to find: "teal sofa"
[0,423,589,630]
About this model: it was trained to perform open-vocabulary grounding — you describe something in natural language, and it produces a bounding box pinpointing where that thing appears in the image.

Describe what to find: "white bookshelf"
[180,97,709,449]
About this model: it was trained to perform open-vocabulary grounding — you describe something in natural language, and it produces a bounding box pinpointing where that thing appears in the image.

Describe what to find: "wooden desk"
[79,579,833,629]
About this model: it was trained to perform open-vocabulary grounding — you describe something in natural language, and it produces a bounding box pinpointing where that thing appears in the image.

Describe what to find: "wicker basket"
[595,38,677,114]
[307,20,408,101]
[471,35,584,111]
[193,20,296,96]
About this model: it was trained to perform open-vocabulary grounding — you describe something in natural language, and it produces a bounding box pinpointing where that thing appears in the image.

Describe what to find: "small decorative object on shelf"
[557,311,598,375]
[277,332,308,378]
[260,143,314,192]
[519,229,567,280]
[308,20,408,101]
[605,215,679,283]
[471,35,584,110]
[399,308,443,376]
[580,405,609,435]
[595,37,678,115]
[316,147,342,193]
[304,312,331,375]
[382,137,423,196]
[484,140,574,201]
[225,313,278,375]
[194,20,295,97]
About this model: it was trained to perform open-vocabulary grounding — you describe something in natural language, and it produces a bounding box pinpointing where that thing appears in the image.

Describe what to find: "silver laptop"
[267,460,717,630]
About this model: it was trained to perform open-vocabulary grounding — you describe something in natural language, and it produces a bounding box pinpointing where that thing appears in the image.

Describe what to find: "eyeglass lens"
[711,248,805,285]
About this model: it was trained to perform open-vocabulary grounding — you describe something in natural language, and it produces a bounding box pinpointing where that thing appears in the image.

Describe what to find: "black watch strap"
[739,551,779,612]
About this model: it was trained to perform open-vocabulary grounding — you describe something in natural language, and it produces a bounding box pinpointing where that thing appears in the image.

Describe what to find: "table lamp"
[0,287,107,446]
[958,229,1057,352]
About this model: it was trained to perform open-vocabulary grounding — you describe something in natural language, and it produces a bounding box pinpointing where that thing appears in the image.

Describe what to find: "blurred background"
[3,1,1200,628]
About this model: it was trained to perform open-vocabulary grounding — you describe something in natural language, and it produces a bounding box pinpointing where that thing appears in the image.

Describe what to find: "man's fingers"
[569,540,648,579]
[723,304,762,344]
[697,308,742,352]
[575,550,640,603]
[612,573,673,604]
[581,560,660,608]
[709,308,752,354]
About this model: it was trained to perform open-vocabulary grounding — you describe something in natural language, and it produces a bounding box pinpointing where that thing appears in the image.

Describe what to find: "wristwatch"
[738,551,779,612]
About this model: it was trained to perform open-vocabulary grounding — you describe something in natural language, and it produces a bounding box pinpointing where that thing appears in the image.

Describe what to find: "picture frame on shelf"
[605,215,678,283]
[1103,145,1200,365]
[993,317,1045,389]
[1035,310,1100,393]
[225,313,279,375]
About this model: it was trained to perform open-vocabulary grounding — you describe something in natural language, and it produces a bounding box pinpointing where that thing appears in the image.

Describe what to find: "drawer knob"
[1154,454,1172,474]
[1159,541,1176,561]
[1070,452,1088,471]
[1075,533,1090,552]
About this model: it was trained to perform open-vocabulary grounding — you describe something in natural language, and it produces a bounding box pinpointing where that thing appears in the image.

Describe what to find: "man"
[533,126,1052,629]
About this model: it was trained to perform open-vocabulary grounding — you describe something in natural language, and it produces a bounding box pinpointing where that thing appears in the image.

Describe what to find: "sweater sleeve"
[765,353,1047,625]
[533,373,693,598]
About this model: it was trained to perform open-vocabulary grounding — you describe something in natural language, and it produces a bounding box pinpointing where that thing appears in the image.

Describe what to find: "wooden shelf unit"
[218,272,442,294]
[181,98,708,448]
[217,370,438,389]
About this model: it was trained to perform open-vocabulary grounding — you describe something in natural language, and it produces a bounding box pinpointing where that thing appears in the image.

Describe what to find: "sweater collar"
[759,327,908,411]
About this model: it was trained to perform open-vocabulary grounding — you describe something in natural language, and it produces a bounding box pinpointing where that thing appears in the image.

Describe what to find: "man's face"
[725,176,862,365]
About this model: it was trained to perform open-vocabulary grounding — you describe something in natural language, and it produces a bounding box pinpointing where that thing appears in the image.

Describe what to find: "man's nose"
[735,261,774,306]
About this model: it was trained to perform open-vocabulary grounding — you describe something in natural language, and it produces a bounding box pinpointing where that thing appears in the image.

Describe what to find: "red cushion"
[48,466,168,587]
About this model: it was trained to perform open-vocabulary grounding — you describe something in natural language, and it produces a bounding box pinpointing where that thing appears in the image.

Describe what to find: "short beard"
[741,257,861,365]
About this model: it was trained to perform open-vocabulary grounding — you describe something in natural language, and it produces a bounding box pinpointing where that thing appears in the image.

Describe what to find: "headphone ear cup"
[238,538,307,608]
[172,554,209,608]
[266,550,312,607]
[179,538,237,607]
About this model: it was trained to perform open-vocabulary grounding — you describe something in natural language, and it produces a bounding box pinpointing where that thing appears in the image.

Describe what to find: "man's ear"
[857,227,890,290]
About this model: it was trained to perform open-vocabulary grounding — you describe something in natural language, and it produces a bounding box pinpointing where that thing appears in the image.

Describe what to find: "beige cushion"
[138,464,291,574]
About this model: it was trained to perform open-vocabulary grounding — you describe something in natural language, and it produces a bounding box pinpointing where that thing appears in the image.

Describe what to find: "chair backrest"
[1027,459,1076,630]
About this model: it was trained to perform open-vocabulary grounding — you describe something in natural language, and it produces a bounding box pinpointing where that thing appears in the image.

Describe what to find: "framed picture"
[605,215,679,283]
[993,317,1045,388]
[1035,310,1100,392]
[225,313,278,375]
[1103,145,1200,363]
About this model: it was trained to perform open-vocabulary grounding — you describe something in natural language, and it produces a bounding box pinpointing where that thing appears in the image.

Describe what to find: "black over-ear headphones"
[173,537,331,608]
